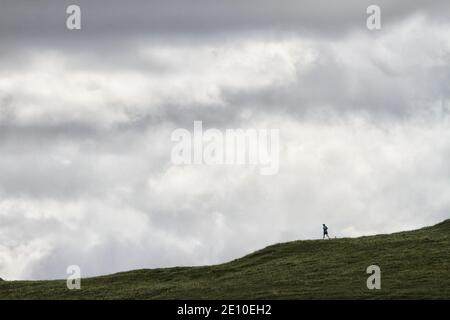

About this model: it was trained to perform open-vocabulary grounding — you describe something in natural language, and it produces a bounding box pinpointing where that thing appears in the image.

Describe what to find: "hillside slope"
[0,219,449,299]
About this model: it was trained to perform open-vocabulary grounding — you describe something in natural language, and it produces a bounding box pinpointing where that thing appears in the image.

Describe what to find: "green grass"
[1,219,449,299]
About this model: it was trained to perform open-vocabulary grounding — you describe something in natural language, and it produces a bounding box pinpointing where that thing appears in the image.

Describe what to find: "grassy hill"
[1,219,449,299]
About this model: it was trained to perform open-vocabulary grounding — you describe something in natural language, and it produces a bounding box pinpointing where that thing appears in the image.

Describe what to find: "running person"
[323,224,330,239]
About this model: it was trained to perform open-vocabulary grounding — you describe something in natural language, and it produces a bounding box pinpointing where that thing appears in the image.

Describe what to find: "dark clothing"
[323,225,330,239]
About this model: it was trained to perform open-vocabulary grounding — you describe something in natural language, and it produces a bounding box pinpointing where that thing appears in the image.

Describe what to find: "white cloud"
[0,3,449,280]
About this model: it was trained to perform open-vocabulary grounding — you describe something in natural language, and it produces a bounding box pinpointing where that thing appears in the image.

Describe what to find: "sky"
[0,0,449,280]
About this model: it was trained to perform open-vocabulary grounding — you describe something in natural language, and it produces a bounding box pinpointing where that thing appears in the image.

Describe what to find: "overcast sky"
[0,0,449,280]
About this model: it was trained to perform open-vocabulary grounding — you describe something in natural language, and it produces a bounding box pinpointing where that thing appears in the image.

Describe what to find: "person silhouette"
[323,224,330,239]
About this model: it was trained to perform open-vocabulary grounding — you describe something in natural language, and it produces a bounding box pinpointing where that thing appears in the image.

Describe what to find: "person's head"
[323,224,325,226]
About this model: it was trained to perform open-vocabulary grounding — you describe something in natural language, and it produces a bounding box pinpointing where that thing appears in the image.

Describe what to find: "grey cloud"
[1,0,450,41]
[1,1,450,280]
